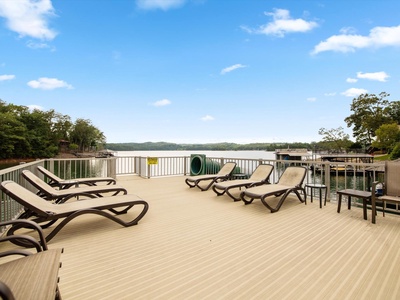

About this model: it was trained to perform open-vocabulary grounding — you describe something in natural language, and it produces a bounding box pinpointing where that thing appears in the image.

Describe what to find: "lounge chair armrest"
[0,235,44,254]
[0,281,15,300]
[0,219,48,251]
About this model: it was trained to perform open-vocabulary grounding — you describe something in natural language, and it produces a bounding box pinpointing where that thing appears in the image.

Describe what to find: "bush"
[389,142,400,160]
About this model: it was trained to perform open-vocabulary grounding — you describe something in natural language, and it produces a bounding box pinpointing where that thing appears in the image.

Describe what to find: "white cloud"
[27,77,73,90]
[152,99,171,107]
[307,97,317,102]
[136,0,186,10]
[0,74,15,81]
[346,78,358,83]
[341,88,368,97]
[312,25,400,54]
[0,0,57,40]
[26,40,54,50]
[324,92,336,97]
[221,64,246,75]
[201,115,214,121]
[243,8,318,37]
[27,104,44,111]
[357,71,389,82]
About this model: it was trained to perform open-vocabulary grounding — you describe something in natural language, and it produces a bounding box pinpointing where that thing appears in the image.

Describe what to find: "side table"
[336,189,371,220]
[305,183,327,208]
[232,173,249,180]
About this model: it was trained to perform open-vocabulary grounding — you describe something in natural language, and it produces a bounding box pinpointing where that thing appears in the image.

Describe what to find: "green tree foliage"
[69,119,105,152]
[344,92,393,145]
[317,127,352,153]
[390,142,400,160]
[386,101,400,124]
[0,100,105,159]
[372,123,400,153]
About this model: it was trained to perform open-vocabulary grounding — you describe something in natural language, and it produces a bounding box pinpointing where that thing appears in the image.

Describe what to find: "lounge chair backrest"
[0,181,55,216]
[21,170,55,196]
[37,166,62,182]
[249,164,274,182]
[217,162,237,176]
[277,166,307,187]
[385,162,400,196]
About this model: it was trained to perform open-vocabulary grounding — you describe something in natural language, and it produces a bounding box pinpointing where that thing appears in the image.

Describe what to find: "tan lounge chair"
[240,166,307,213]
[0,180,149,243]
[0,219,63,300]
[22,170,127,203]
[212,164,274,201]
[371,161,400,223]
[185,162,237,191]
[37,165,116,189]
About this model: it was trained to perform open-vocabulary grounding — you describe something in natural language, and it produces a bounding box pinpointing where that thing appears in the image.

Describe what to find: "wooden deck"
[3,175,400,299]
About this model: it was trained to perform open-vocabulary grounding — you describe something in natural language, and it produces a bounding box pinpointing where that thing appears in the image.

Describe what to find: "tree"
[69,119,105,152]
[0,100,105,159]
[372,123,400,153]
[344,92,392,145]
[318,127,352,152]
[386,101,400,124]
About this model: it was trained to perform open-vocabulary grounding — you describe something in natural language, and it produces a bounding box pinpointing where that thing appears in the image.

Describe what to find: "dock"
[2,175,399,299]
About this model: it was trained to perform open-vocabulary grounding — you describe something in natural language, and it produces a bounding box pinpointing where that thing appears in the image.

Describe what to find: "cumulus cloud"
[152,99,171,107]
[346,78,358,83]
[221,64,246,75]
[357,71,389,82]
[341,88,368,97]
[0,74,15,81]
[27,77,73,90]
[201,115,214,121]
[324,92,336,97]
[0,0,57,40]
[27,104,44,111]
[307,97,317,102]
[242,8,318,37]
[312,25,400,54]
[136,0,186,10]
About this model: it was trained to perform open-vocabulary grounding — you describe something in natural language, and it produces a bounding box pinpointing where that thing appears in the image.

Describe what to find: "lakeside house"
[275,148,311,161]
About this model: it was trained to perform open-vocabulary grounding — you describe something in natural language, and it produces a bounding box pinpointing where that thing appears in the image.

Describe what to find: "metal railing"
[0,155,391,224]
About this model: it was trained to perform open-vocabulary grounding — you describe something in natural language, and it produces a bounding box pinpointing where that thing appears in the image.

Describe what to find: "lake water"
[115,150,277,160]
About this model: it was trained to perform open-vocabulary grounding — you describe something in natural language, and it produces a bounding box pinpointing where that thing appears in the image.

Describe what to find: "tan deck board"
[2,175,400,299]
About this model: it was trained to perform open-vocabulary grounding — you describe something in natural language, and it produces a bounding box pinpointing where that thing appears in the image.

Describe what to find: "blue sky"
[0,0,399,144]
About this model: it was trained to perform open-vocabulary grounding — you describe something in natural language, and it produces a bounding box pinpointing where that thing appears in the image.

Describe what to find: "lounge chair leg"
[43,202,149,243]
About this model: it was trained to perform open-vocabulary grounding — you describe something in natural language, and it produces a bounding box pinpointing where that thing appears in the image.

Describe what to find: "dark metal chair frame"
[212,164,274,201]
[240,166,307,213]
[37,165,116,189]
[22,169,127,203]
[185,162,237,191]
[0,180,149,244]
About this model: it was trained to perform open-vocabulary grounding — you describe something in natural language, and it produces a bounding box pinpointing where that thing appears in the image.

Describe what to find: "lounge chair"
[22,169,127,203]
[0,180,149,243]
[371,161,400,224]
[185,162,237,191]
[240,166,307,213]
[37,165,116,189]
[212,164,274,201]
[0,219,63,300]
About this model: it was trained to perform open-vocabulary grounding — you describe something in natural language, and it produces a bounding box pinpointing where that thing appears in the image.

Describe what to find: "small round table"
[305,183,327,208]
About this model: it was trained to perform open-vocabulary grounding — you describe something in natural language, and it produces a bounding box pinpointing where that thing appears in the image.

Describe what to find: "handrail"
[0,155,391,225]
